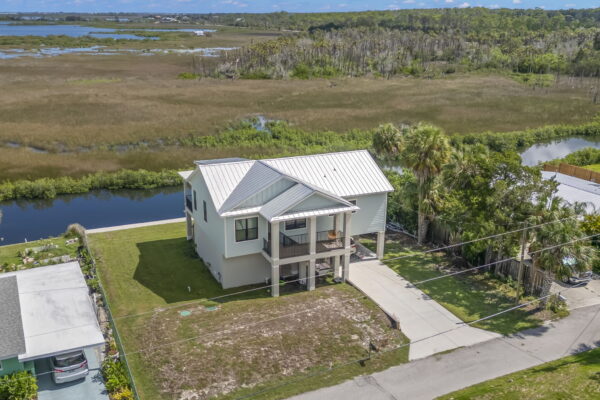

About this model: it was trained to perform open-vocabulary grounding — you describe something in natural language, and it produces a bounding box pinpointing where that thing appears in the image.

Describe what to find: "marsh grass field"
[1,27,599,181]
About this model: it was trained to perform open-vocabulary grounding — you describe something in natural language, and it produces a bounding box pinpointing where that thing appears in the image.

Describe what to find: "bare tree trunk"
[540,270,555,300]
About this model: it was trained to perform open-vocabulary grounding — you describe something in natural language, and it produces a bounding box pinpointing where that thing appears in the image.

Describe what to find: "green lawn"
[583,164,600,172]
[361,237,556,335]
[89,223,410,400]
[439,347,600,400]
[0,234,79,272]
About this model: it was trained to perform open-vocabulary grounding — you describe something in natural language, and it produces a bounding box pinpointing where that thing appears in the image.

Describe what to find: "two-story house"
[178,150,393,296]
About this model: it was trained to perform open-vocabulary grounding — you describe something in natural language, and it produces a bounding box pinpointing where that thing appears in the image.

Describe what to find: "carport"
[2,262,107,399]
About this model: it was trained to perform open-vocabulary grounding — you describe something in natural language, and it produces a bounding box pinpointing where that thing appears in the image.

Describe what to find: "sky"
[0,0,597,14]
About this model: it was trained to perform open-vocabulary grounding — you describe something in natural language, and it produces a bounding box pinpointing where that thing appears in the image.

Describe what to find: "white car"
[50,350,89,384]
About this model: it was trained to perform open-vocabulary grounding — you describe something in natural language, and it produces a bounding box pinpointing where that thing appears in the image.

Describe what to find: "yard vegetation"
[0,233,79,272]
[439,347,600,400]
[376,123,596,300]
[88,223,409,400]
[360,236,562,335]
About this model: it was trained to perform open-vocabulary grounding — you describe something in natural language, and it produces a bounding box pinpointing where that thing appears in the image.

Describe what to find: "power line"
[114,270,336,321]
[233,281,596,400]
[412,233,600,286]
[382,216,578,263]
[120,233,599,360]
[113,215,581,321]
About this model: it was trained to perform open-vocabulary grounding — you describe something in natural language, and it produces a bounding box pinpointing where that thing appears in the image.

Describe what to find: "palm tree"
[372,123,403,157]
[528,197,594,297]
[373,122,452,244]
[400,123,452,244]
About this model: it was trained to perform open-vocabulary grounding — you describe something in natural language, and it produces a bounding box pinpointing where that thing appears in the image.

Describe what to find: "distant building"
[542,170,600,213]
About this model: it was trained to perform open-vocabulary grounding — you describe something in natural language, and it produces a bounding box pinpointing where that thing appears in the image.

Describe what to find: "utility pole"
[515,223,528,305]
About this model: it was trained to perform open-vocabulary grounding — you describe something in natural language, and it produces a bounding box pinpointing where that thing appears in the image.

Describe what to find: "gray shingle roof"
[0,276,25,360]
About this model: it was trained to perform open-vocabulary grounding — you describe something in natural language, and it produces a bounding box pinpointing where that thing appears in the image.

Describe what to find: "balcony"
[185,194,193,211]
[263,230,345,259]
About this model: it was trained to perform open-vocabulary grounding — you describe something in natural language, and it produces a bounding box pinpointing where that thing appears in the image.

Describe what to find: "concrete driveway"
[552,279,600,310]
[35,347,108,400]
[290,304,600,400]
[348,260,500,360]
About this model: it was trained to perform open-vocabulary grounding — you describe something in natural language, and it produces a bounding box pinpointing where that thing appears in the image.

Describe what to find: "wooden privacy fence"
[493,258,545,296]
[544,162,600,183]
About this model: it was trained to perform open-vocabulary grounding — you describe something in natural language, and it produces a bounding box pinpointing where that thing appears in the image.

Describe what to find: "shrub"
[102,359,131,394]
[113,388,134,400]
[177,72,199,80]
[0,371,38,400]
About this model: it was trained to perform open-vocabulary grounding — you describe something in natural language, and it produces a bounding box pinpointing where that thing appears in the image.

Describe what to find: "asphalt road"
[289,304,600,400]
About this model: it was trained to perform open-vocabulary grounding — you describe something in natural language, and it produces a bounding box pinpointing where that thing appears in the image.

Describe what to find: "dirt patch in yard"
[128,285,406,400]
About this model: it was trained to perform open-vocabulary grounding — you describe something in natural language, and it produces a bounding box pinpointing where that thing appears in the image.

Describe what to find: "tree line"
[375,123,597,298]
[196,23,600,80]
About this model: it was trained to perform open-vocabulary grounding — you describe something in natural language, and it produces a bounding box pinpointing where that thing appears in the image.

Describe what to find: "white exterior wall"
[189,172,226,284]
[346,193,388,235]
[224,214,268,258]
[220,253,271,289]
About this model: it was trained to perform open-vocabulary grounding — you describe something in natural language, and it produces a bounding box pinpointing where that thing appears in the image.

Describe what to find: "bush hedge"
[0,169,181,201]
[0,371,37,400]
[452,121,600,153]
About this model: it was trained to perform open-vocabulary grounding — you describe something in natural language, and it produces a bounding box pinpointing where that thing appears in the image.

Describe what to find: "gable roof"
[188,150,392,220]
[0,276,25,360]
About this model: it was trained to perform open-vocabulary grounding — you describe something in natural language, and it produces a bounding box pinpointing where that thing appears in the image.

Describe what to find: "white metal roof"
[219,162,284,213]
[542,171,600,213]
[190,150,392,219]
[262,150,393,197]
[196,160,254,211]
[3,262,105,362]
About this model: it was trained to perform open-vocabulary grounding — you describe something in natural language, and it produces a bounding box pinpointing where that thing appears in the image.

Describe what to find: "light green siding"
[0,357,35,377]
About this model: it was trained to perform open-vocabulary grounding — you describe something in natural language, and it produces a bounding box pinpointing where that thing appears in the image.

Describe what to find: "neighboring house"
[542,171,600,213]
[179,150,393,296]
[0,262,104,377]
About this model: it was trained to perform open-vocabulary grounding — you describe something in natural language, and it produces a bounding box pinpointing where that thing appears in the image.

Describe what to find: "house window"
[203,201,207,222]
[235,217,258,242]
[193,190,197,211]
[285,219,306,230]
[0,360,3,371]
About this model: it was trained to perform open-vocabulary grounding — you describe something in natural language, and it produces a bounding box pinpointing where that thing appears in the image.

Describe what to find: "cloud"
[387,3,401,9]
[512,0,521,3]
[489,3,500,7]
[564,3,575,7]
[220,0,248,7]
[458,1,470,6]
[445,0,454,3]
[337,3,349,7]
[403,0,416,3]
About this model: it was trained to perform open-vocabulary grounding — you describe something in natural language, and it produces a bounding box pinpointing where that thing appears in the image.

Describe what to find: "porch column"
[186,211,193,241]
[271,264,280,297]
[333,255,341,279]
[376,231,385,259]
[299,261,307,285]
[271,221,280,297]
[342,212,352,282]
[307,216,316,291]
[335,213,343,235]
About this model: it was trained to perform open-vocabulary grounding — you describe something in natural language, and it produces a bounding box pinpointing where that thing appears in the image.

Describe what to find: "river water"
[1,137,600,245]
[0,187,183,245]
